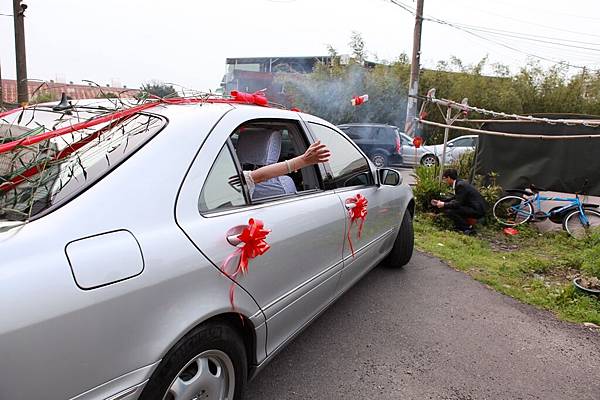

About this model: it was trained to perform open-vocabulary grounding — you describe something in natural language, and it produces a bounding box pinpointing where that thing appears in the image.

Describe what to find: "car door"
[304,119,403,292]
[447,137,474,161]
[175,109,347,355]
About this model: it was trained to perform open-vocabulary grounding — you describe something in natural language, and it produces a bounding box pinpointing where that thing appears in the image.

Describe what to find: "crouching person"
[431,168,487,234]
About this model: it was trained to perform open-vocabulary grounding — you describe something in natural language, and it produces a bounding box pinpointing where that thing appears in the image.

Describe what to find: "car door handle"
[345,203,356,210]
[227,234,242,246]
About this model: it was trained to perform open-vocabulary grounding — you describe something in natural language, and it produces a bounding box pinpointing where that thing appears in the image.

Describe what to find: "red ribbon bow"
[346,194,368,257]
[222,218,271,308]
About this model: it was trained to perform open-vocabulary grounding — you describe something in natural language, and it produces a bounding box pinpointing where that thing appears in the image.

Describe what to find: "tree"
[349,31,366,64]
[140,81,178,98]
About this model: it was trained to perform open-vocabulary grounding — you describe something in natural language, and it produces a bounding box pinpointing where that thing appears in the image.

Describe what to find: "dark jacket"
[444,179,487,216]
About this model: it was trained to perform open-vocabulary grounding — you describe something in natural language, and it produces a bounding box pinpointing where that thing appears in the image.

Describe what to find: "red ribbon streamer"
[0,90,271,156]
[346,194,368,258]
[221,218,271,308]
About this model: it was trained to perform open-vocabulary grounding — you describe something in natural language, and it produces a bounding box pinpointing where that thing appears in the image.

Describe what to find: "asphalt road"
[246,251,600,400]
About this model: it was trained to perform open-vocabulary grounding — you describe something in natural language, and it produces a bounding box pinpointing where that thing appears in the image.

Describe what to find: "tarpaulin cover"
[474,114,600,196]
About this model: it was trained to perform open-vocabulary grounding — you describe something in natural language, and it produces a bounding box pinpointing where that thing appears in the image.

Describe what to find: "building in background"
[0,79,139,108]
[221,56,376,106]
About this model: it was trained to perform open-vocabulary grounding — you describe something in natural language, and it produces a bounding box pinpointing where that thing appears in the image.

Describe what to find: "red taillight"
[395,136,402,154]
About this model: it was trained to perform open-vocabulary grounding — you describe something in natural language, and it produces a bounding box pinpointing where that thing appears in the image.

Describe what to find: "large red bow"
[222,218,271,308]
[346,194,368,257]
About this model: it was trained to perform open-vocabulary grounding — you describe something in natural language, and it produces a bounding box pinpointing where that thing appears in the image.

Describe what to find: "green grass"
[414,214,600,325]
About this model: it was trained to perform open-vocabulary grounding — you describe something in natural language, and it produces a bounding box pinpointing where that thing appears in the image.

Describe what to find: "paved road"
[246,252,600,400]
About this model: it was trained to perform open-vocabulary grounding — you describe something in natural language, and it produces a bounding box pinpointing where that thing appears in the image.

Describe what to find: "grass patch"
[414,214,600,325]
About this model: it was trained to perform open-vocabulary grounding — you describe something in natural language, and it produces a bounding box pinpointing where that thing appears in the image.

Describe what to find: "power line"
[386,0,595,71]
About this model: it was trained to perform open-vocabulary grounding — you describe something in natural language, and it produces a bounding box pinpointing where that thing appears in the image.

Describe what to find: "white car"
[399,134,477,167]
[423,135,478,166]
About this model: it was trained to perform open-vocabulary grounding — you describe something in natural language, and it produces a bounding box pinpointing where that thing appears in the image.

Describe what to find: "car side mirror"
[378,168,402,186]
[447,142,455,148]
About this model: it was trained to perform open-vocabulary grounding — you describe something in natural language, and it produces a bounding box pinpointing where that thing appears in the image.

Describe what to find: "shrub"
[450,150,475,180]
[411,165,450,212]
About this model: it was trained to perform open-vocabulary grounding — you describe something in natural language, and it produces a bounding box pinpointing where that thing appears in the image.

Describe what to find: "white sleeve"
[243,170,255,197]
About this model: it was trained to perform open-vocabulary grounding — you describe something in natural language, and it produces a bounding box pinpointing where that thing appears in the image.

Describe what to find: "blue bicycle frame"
[521,192,590,225]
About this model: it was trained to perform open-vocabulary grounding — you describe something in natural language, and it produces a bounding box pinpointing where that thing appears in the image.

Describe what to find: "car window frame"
[305,121,376,191]
[199,118,327,214]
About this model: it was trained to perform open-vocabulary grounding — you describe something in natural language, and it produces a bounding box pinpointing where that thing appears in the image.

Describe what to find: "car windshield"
[0,106,166,222]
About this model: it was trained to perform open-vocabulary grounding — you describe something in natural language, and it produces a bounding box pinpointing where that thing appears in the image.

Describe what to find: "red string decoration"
[346,194,368,257]
[221,218,271,308]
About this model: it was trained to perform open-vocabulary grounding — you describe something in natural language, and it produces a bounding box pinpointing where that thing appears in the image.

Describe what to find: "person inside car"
[230,140,330,199]
[431,168,487,234]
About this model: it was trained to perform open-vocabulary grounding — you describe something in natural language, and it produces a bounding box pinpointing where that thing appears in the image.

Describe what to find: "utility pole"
[404,0,424,137]
[13,0,28,105]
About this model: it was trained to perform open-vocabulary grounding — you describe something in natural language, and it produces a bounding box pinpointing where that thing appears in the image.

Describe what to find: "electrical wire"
[386,0,597,71]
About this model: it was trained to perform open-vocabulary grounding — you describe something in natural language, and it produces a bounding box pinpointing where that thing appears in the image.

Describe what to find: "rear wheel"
[493,195,533,226]
[139,322,247,400]
[420,154,438,167]
[371,153,388,167]
[385,210,414,268]
[562,209,600,239]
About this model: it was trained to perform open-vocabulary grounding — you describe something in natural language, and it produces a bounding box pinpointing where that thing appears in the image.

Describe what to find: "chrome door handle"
[345,203,356,210]
[227,234,242,246]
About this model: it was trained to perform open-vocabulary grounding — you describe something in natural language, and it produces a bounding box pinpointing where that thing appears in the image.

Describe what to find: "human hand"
[431,199,444,208]
[301,140,331,166]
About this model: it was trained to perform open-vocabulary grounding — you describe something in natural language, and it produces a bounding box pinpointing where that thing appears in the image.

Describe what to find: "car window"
[0,111,166,222]
[230,119,321,203]
[308,122,373,189]
[341,126,373,140]
[198,144,246,212]
[400,133,413,145]
[451,137,471,147]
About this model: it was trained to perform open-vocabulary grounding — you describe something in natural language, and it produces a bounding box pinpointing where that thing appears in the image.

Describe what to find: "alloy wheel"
[163,350,235,400]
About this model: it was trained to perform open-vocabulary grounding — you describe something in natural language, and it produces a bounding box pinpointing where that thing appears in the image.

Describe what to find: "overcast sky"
[2,0,600,91]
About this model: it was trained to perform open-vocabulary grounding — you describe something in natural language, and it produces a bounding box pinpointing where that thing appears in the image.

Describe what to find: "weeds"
[414,214,600,325]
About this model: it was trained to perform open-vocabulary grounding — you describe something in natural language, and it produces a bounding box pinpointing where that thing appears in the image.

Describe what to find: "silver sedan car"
[0,98,414,400]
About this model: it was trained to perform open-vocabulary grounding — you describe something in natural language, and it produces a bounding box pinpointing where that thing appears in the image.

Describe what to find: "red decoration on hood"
[346,194,368,257]
[221,218,271,308]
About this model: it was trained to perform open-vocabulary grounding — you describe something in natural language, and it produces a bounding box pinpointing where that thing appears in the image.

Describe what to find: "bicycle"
[493,183,600,239]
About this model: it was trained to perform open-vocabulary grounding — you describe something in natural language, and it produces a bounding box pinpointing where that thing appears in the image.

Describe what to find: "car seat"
[236,129,296,200]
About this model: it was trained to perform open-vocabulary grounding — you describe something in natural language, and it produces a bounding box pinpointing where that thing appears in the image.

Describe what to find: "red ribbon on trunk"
[222,218,271,308]
[346,194,368,257]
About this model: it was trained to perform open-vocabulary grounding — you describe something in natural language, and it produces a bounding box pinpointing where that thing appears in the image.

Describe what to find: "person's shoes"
[462,226,476,235]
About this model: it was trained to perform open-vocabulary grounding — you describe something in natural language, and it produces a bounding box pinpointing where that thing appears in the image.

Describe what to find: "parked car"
[398,132,434,167]
[337,123,403,167]
[421,135,478,166]
[0,98,414,400]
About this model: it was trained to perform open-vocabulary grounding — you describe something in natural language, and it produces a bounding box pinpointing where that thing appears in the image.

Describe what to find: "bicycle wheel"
[493,195,534,226]
[562,208,600,239]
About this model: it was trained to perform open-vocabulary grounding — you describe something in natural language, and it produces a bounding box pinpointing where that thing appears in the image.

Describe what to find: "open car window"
[219,119,322,205]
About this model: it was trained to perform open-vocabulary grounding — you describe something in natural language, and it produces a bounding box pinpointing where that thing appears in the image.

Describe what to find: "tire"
[371,152,388,167]
[385,209,414,268]
[562,208,600,239]
[139,322,247,400]
[493,195,533,226]
[420,154,438,167]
